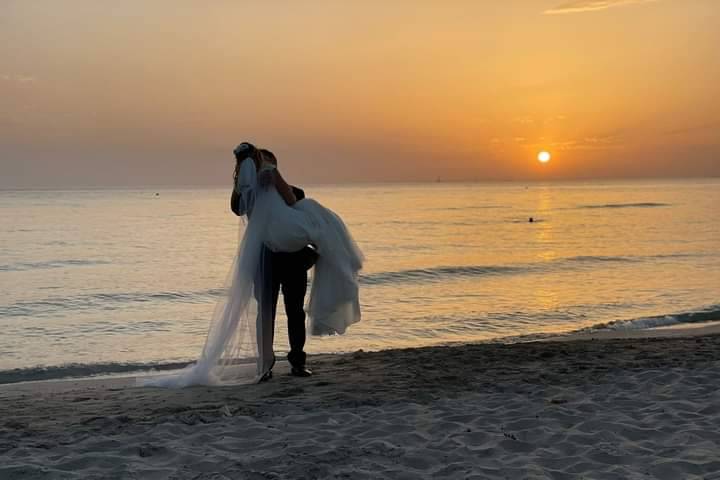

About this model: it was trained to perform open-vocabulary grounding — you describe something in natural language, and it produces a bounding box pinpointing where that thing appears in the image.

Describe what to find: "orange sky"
[1,0,718,187]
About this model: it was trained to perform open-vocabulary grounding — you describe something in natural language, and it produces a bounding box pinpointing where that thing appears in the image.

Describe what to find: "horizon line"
[1,175,719,192]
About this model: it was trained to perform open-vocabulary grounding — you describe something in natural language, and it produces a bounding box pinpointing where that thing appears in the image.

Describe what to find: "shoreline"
[3,320,720,388]
[2,328,720,478]
[546,319,720,342]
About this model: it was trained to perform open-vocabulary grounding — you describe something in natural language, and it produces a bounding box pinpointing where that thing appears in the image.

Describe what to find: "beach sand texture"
[2,333,720,479]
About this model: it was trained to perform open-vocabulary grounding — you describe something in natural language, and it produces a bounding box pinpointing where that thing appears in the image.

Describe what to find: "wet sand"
[2,327,720,479]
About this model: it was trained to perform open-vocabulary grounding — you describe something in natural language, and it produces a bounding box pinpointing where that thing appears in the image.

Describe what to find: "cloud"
[544,0,658,15]
[512,116,535,125]
[664,122,719,136]
[550,133,624,150]
[0,74,36,85]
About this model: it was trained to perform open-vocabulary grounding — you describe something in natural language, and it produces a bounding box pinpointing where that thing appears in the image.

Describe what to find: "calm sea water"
[1,180,719,382]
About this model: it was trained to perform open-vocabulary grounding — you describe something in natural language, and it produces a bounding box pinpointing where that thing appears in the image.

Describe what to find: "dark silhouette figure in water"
[529,217,534,223]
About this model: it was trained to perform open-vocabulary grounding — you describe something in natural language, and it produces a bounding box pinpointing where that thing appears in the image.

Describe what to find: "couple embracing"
[143,143,363,388]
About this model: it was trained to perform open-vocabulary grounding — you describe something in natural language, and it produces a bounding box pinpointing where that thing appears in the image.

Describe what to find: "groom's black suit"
[233,185,317,369]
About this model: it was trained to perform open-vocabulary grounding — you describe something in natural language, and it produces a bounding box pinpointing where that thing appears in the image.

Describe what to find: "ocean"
[1,179,718,383]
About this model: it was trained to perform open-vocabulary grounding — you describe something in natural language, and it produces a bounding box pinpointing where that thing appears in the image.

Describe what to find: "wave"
[1,253,703,317]
[360,252,700,286]
[3,305,718,385]
[0,288,226,318]
[428,205,510,211]
[361,265,522,285]
[0,259,111,272]
[580,305,720,332]
[578,202,671,209]
[565,255,638,263]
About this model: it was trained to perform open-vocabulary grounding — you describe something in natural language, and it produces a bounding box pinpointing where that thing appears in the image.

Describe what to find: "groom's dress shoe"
[290,366,313,377]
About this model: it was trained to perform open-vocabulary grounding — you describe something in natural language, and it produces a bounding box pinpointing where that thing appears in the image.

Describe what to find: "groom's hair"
[260,149,277,165]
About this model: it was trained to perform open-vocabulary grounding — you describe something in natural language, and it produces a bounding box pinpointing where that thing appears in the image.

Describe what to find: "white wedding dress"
[140,160,363,387]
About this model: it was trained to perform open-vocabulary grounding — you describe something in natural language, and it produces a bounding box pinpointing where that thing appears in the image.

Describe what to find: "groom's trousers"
[256,244,318,370]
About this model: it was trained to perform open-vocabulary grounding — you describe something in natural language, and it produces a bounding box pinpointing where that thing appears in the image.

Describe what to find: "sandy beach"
[2,328,720,479]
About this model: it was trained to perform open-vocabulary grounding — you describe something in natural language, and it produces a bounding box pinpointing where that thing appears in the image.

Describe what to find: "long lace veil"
[139,171,274,387]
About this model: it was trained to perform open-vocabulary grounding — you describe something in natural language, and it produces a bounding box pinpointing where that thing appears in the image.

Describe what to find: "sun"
[538,151,551,163]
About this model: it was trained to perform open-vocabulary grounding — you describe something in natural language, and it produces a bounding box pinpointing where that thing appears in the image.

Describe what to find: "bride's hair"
[259,149,277,166]
[233,142,259,183]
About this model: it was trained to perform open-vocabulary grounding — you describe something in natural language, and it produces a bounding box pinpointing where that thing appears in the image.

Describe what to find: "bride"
[142,142,363,387]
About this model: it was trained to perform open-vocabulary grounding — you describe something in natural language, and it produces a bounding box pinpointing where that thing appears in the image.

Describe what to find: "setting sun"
[538,151,551,163]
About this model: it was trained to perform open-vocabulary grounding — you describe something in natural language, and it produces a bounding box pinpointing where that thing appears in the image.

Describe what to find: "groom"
[231,144,316,380]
